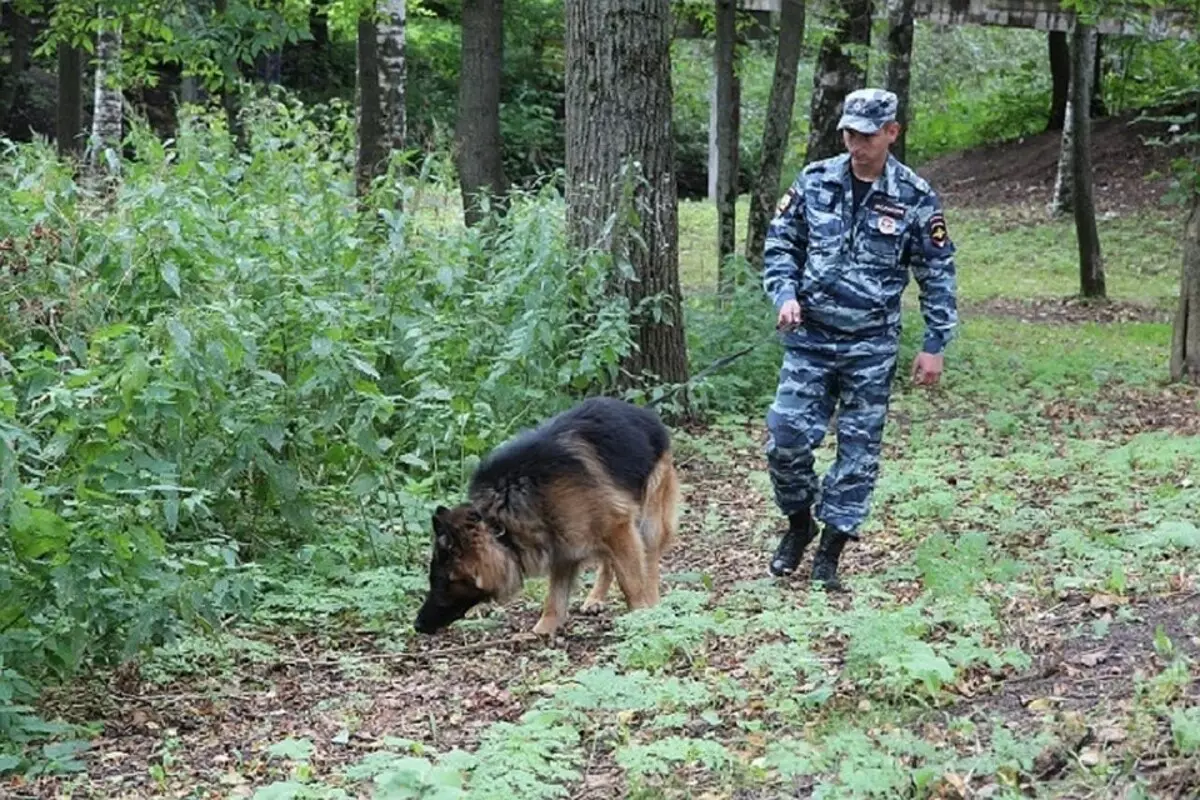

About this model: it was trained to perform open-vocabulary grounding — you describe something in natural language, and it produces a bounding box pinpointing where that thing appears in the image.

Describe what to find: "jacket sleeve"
[762,177,808,311]
[907,191,959,355]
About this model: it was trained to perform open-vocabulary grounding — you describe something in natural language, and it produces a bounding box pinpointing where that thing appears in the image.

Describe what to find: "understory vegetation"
[3,19,1200,797]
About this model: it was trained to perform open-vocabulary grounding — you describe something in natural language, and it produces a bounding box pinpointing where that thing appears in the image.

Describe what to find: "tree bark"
[1047,30,1069,131]
[377,0,406,157]
[355,12,385,197]
[805,0,872,164]
[457,0,508,226]
[56,43,85,159]
[86,16,124,187]
[715,0,739,293]
[213,0,246,150]
[1070,22,1105,299]
[1051,91,1074,216]
[0,7,31,131]
[745,0,805,270]
[1170,198,1200,385]
[1091,32,1107,118]
[884,0,915,162]
[565,0,688,390]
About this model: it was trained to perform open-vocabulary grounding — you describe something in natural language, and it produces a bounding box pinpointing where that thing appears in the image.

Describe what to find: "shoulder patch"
[927,213,949,248]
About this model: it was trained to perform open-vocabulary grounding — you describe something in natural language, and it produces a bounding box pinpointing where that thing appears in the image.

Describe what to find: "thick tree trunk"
[457,0,508,226]
[805,0,872,164]
[1047,30,1069,131]
[56,44,85,159]
[86,17,124,186]
[0,8,31,130]
[715,0,739,293]
[884,0,915,163]
[1070,22,1105,299]
[355,13,385,197]
[1170,199,1200,385]
[565,0,688,390]
[377,0,406,156]
[745,0,805,269]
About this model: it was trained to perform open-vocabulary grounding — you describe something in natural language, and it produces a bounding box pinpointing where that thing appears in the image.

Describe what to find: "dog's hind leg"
[533,560,580,636]
[609,515,653,611]
[581,562,614,613]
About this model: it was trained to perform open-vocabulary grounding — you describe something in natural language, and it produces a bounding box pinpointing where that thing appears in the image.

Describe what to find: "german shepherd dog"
[413,397,680,636]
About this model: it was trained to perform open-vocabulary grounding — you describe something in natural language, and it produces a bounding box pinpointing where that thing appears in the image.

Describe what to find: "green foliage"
[466,709,582,800]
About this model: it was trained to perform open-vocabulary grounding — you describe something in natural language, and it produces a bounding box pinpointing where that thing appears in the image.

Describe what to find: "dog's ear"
[432,506,454,550]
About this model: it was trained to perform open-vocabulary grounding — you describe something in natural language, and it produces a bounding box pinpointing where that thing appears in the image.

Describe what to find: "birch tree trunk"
[1051,92,1074,216]
[1170,198,1200,385]
[457,0,507,226]
[806,0,872,164]
[884,0,915,163]
[715,0,739,293]
[377,0,406,157]
[1070,22,1105,299]
[565,0,689,390]
[745,0,805,270]
[56,43,85,159]
[86,16,124,186]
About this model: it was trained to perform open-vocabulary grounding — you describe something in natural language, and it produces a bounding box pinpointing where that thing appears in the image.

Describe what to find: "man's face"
[842,121,900,166]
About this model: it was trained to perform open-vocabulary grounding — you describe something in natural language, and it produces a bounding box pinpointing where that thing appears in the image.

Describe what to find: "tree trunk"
[884,0,915,163]
[1070,22,1105,299]
[211,0,246,150]
[565,0,688,390]
[86,16,124,187]
[377,0,406,157]
[56,44,85,159]
[715,0,739,293]
[1051,92,1074,216]
[745,0,805,270]
[1047,30,1069,131]
[1170,198,1200,385]
[457,0,508,226]
[0,8,31,131]
[1091,32,1107,118]
[805,0,872,164]
[355,12,385,198]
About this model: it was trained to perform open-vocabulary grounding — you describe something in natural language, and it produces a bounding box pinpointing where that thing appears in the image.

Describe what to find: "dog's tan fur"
[436,439,679,635]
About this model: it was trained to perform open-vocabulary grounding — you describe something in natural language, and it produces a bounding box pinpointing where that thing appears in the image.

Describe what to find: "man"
[761,88,958,590]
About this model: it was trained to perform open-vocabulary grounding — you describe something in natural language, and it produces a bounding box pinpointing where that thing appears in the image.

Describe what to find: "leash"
[645,327,786,409]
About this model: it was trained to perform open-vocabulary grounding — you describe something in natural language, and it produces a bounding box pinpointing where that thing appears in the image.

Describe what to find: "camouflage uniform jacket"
[763,153,959,354]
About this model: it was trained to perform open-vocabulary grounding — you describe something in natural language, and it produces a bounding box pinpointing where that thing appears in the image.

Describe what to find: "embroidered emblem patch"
[928,213,949,248]
[878,215,897,235]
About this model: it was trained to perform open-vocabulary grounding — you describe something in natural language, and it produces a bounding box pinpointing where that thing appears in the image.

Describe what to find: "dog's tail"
[639,449,680,557]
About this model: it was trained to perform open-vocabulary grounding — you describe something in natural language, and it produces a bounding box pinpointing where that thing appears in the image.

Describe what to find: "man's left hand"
[911,352,944,386]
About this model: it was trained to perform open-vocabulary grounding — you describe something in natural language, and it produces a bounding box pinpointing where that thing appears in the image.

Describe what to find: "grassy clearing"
[22,189,1200,800]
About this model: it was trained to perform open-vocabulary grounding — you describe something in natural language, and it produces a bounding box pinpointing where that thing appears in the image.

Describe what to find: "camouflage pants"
[765,329,899,537]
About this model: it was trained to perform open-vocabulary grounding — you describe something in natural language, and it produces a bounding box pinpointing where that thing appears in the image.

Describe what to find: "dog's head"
[413,504,514,634]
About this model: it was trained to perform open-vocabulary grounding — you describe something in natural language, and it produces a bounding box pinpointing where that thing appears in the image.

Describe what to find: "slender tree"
[1070,21,1105,298]
[355,7,385,197]
[377,0,406,156]
[1171,198,1200,384]
[56,43,85,159]
[86,11,124,188]
[457,0,507,225]
[805,0,871,164]
[745,0,805,269]
[884,0,915,162]
[1047,30,1069,131]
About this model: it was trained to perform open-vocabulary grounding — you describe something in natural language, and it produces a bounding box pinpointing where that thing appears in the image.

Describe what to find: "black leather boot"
[811,525,851,591]
[768,507,816,577]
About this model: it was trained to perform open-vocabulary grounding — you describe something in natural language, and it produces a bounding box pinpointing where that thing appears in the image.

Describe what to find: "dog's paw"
[532,616,562,636]
[579,599,607,615]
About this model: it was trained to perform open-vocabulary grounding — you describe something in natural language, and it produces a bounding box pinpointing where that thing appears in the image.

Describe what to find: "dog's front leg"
[533,561,580,635]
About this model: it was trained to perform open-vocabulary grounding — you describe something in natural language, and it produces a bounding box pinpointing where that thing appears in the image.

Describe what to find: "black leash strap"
[645,327,785,409]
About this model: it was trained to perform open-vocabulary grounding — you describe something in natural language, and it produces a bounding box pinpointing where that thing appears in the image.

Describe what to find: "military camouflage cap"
[837,88,899,134]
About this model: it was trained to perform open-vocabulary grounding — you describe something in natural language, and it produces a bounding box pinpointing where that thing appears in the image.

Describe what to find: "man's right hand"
[777,299,802,330]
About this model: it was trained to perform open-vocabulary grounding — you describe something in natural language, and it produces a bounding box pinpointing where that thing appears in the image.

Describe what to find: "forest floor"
[12,117,1200,800]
